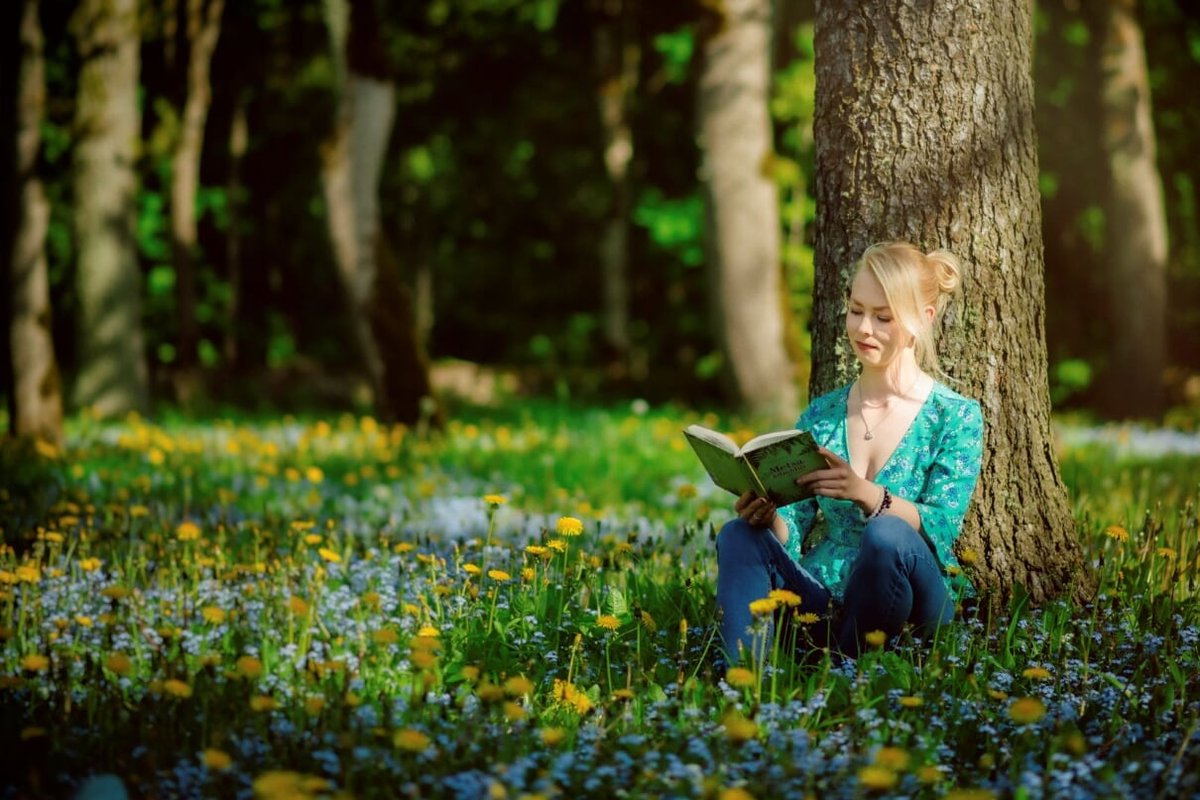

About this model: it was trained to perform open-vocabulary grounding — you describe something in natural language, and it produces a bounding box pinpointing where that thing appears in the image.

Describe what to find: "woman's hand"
[735,490,777,528]
[796,447,879,513]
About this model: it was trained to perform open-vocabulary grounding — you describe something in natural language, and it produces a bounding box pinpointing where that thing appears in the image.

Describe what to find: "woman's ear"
[923,304,937,324]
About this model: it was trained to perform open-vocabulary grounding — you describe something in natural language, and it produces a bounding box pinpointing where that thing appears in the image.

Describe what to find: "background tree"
[6,0,63,445]
[1097,0,1169,418]
[696,0,797,418]
[811,0,1091,603]
[70,0,148,416]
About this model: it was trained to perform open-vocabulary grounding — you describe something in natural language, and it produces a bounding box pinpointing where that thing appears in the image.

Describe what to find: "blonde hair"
[855,241,963,373]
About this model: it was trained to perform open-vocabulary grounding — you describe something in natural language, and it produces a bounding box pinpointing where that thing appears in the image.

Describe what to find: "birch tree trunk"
[812,0,1091,604]
[170,0,224,392]
[594,0,638,369]
[1098,0,1168,419]
[71,0,148,417]
[696,0,797,419]
[9,0,63,445]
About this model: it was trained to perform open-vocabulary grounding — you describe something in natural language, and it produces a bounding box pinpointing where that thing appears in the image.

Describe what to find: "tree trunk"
[696,0,797,419]
[170,0,224,397]
[594,0,638,370]
[1097,0,1168,419]
[9,0,63,445]
[812,0,1091,604]
[71,0,148,417]
[223,91,247,366]
[320,0,438,425]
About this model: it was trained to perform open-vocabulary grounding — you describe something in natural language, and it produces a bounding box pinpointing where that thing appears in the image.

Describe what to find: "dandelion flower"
[235,655,264,679]
[640,610,657,633]
[305,466,324,483]
[1008,696,1047,725]
[524,545,550,558]
[461,666,481,683]
[15,566,40,583]
[767,589,801,607]
[540,727,567,747]
[318,548,341,564]
[612,688,635,701]
[250,695,277,712]
[1104,525,1129,542]
[202,607,227,624]
[874,746,910,771]
[463,563,482,575]
[105,653,133,676]
[1157,547,1177,560]
[748,598,778,616]
[287,596,310,616]
[394,728,431,752]
[488,569,512,582]
[521,567,535,581]
[253,771,304,798]
[79,558,102,572]
[722,714,758,743]
[503,701,526,722]
[483,494,508,506]
[719,789,756,800]
[958,548,979,564]
[162,679,192,698]
[305,696,325,715]
[176,521,201,541]
[596,614,620,631]
[304,533,322,546]
[858,765,899,790]
[552,679,592,715]
[202,748,233,771]
[417,625,440,638]
[1022,666,1052,681]
[504,675,535,696]
[899,695,924,708]
[724,667,757,689]
[372,629,400,645]
[864,630,888,648]
[555,516,584,537]
[796,612,821,625]
[917,765,943,784]
[21,654,50,672]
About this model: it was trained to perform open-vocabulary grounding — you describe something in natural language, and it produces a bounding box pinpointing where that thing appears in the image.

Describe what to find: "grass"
[0,400,1197,799]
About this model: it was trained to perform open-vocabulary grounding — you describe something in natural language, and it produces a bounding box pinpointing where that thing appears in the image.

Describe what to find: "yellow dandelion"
[748,598,778,616]
[524,545,550,558]
[722,713,758,743]
[546,539,567,553]
[796,612,821,625]
[202,748,233,771]
[176,521,201,541]
[79,557,102,572]
[899,695,924,708]
[21,654,50,672]
[1104,525,1129,542]
[958,548,979,564]
[253,770,304,797]
[16,565,40,583]
[874,746,910,771]
[858,765,899,791]
[318,547,342,564]
[461,666,481,682]
[162,678,193,698]
[724,667,757,689]
[463,563,482,575]
[483,494,508,506]
[303,533,322,546]
[640,610,657,633]
[102,585,130,600]
[767,589,802,607]
[394,542,415,554]
[612,688,635,701]
[917,765,943,784]
[503,701,526,721]
[488,569,512,582]
[551,679,592,715]
[988,688,1009,701]
[287,596,310,616]
[393,728,431,753]
[235,655,264,679]
[250,695,278,712]
[1157,547,1177,560]
[105,652,133,676]
[596,615,620,631]
[202,607,227,625]
[476,681,505,703]
[504,675,535,696]
[521,567,535,581]
[1022,666,1052,681]
[417,625,440,638]
[555,516,584,537]
[540,727,567,747]
[305,696,325,715]
[410,650,438,670]
[864,629,888,648]
[372,629,400,645]
[1008,696,1047,725]
[305,466,324,483]
[75,615,93,628]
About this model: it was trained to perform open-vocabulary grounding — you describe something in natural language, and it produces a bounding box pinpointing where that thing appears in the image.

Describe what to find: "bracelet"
[867,486,892,520]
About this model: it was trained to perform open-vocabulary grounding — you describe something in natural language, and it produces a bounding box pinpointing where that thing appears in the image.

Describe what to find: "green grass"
[0,402,1197,799]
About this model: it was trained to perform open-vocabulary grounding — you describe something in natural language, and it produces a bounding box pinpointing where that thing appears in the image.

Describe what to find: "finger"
[735,491,756,512]
[797,468,836,485]
[816,446,845,467]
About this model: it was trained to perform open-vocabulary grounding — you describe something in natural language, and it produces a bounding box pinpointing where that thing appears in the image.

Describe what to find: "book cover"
[683,425,826,507]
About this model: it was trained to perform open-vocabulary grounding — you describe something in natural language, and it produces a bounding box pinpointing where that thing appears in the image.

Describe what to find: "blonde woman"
[716,241,984,662]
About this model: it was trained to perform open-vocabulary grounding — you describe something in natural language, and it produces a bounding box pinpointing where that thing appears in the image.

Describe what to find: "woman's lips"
[855,341,877,351]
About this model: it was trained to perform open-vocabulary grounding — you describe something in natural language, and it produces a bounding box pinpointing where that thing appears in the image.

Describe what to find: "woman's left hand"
[796,446,875,513]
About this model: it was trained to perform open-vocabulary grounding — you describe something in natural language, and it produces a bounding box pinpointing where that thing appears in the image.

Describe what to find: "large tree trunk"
[9,0,63,445]
[170,0,224,398]
[812,0,1091,604]
[594,0,638,371]
[696,0,797,419]
[320,0,437,425]
[71,0,148,417]
[1097,0,1168,419]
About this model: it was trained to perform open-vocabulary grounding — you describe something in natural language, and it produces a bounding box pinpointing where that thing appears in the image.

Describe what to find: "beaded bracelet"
[867,486,892,520]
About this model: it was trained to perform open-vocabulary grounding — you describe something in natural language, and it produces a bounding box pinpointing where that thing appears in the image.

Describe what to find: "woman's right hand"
[735,490,777,529]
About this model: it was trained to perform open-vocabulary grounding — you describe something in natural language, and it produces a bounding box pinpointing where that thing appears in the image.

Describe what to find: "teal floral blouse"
[781,382,984,600]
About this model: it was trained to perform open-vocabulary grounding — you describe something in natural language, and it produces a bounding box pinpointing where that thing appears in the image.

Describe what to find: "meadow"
[0,400,1197,799]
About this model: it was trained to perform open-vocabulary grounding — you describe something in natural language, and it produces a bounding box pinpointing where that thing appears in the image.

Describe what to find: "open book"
[683,424,827,507]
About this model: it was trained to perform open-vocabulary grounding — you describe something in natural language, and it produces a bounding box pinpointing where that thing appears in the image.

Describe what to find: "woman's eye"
[877,316,891,323]
[848,308,862,316]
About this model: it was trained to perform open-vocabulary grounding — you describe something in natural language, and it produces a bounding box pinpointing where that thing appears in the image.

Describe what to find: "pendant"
[864,431,874,440]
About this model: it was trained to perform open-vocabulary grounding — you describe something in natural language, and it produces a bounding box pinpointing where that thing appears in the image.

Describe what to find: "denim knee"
[857,515,915,564]
[716,518,762,559]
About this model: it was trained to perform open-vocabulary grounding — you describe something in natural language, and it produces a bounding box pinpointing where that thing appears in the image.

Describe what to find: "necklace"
[858,374,922,441]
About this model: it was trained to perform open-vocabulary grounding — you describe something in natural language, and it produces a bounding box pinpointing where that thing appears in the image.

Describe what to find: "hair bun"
[926,249,962,296]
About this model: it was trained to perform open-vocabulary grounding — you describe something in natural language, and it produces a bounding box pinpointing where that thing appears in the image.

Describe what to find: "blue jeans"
[715,515,955,662]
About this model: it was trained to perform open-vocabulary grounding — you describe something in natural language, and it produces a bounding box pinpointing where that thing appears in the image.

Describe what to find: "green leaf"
[608,587,629,617]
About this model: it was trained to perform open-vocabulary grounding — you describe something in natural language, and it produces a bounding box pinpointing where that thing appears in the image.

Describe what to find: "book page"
[683,430,758,497]
[682,424,738,454]
[742,428,805,452]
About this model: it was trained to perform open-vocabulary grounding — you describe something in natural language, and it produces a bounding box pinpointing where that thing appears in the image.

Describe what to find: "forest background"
[3,0,1200,431]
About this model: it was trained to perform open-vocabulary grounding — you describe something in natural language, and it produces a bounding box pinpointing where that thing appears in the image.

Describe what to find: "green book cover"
[683,425,826,507]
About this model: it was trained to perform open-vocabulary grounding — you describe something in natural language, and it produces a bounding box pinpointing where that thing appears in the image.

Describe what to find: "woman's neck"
[858,356,924,402]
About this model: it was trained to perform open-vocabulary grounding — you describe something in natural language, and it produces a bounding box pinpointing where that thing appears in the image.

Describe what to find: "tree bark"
[812,0,1091,604]
[9,0,63,445]
[170,0,224,394]
[71,0,148,417]
[223,91,247,367]
[696,0,797,419]
[594,0,639,369]
[1097,0,1168,418]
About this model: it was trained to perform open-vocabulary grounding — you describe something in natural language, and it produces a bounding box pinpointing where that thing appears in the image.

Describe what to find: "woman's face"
[845,269,907,368]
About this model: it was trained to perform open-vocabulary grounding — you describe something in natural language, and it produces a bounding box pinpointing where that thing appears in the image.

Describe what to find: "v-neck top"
[780,381,984,600]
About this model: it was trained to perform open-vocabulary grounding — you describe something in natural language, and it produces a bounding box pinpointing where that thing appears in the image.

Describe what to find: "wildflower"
[394,542,415,554]
[640,610,657,633]
[162,679,193,698]
[864,630,888,648]
[504,675,535,696]
[410,650,438,670]
[555,516,584,537]
[488,569,512,582]
[546,539,567,553]
[988,688,1008,700]
[596,615,620,631]
[525,545,550,558]
[722,712,758,743]
[917,765,944,784]
[105,653,133,676]
[1008,696,1047,725]
[318,548,341,564]
[858,765,899,790]
[21,654,50,672]
[252,771,304,798]
[288,596,310,616]
[202,607,227,624]
[725,667,757,689]
[373,629,400,645]
[1104,525,1129,542]
[540,727,567,746]
[202,748,233,771]
[483,494,508,506]
[719,789,755,800]
[503,701,526,721]
[874,746,910,771]
[463,563,482,575]
[304,533,322,546]
[235,655,264,679]
[796,612,821,625]
[958,548,978,564]
[768,589,802,607]
[612,688,635,701]
[176,521,201,541]
[250,695,278,712]
[394,728,431,752]
[305,466,324,483]
[75,615,93,628]
[305,696,325,715]
[552,679,593,715]
[16,565,39,583]
[417,625,440,638]
[521,567,535,581]
[78,558,102,574]
[1022,666,1052,681]
[899,695,924,708]
[461,666,481,682]
[1157,547,1177,560]
[748,598,778,616]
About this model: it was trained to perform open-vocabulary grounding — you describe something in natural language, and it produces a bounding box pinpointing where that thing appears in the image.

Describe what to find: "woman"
[715,241,984,663]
